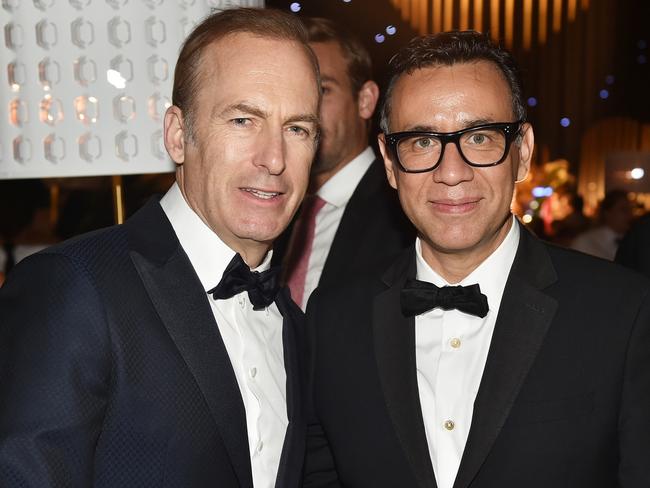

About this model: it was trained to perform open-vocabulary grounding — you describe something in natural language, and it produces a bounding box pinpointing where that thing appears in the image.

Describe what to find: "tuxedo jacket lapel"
[373,249,438,488]
[127,201,253,488]
[274,287,306,488]
[453,225,559,488]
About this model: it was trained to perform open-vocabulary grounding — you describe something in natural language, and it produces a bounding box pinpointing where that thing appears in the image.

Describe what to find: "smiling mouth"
[241,188,282,200]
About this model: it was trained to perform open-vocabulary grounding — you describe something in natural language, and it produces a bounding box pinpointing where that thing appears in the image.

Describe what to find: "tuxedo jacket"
[0,199,307,487]
[273,158,415,287]
[304,224,650,488]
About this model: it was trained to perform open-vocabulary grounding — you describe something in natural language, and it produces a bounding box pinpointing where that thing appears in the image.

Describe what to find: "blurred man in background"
[276,17,414,311]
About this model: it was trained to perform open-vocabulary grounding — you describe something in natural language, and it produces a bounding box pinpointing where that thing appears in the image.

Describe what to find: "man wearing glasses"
[304,31,650,488]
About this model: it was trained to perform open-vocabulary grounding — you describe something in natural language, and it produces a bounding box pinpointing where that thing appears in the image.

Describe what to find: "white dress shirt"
[300,146,375,310]
[414,217,519,488]
[161,183,287,488]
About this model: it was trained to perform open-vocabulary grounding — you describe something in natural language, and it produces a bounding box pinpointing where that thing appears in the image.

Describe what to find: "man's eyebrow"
[217,102,269,120]
[406,118,498,132]
[320,75,340,85]
[286,114,320,127]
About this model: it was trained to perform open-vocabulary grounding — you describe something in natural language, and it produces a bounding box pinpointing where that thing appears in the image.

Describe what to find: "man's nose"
[254,129,287,175]
[432,141,474,185]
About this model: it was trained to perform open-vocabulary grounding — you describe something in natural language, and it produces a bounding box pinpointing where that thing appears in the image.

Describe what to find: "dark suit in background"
[274,157,414,287]
[0,201,306,487]
[275,18,414,308]
[304,226,650,488]
[616,212,650,278]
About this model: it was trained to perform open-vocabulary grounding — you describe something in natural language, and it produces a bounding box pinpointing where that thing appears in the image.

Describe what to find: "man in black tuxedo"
[0,8,321,487]
[275,17,414,310]
[616,212,650,278]
[304,31,650,488]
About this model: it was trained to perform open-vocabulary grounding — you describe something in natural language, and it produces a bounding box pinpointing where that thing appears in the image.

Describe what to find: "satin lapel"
[129,215,253,488]
[373,250,437,488]
[273,287,305,488]
[453,226,559,488]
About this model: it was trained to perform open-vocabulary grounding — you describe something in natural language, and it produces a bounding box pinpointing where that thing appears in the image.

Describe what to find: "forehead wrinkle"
[218,102,269,120]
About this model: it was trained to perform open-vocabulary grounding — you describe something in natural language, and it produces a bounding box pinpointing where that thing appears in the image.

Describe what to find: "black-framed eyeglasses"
[384,121,524,173]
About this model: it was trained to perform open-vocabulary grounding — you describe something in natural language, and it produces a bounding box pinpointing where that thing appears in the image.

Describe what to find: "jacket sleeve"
[618,285,650,487]
[302,290,343,488]
[0,252,111,487]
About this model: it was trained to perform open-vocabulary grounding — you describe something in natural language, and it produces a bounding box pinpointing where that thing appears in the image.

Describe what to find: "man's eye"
[321,86,332,95]
[231,118,251,126]
[288,126,310,137]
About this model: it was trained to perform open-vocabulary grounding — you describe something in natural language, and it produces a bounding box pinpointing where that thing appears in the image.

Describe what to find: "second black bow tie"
[208,253,280,310]
[401,279,489,318]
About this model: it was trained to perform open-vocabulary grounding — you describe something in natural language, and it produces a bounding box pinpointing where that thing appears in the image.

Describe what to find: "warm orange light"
[568,0,577,21]
[553,0,563,32]
[444,0,453,31]
[523,0,533,49]
[539,0,548,45]
[490,0,500,42]
[460,0,470,30]
[505,0,514,49]
[433,0,442,33]
[473,0,483,32]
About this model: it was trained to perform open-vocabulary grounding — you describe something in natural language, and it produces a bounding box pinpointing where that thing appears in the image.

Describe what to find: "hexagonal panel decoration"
[143,0,162,7]
[73,56,97,86]
[78,131,101,162]
[71,17,95,48]
[44,133,66,163]
[113,94,135,123]
[4,22,25,50]
[7,61,27,89]
[9,98,28,127]
[105,0,128,9]
[34,0,56,10]
[12,136,32,164]
[109,54,134,83]
[115,130,138,161]
[150,129,165,159]
[35,19,58,49]
[107,16,131,48]
[74,94,99,124]
[178,0,195,7]
[39,95,64,126]
[144,16,166,48]
[38,57,61,88]
[146,54,168,85]
[147,92,170,121]
[69,0,92,8]
[2,0,20,12]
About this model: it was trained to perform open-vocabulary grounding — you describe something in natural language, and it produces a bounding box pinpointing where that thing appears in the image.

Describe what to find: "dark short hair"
[379,30,526,132]
[172,7,319,139]
[302,17,373,98]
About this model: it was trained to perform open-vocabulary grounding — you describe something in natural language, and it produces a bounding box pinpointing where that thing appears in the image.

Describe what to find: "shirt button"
[249,367,257,379]
[444,419,455,431]
[238,296,245,309]
[450,337,461,349]
[257,440,264,452]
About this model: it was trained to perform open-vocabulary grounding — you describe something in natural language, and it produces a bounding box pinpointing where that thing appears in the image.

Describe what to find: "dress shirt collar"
[415,216,520,314]
[160,182,272,292]
[317,146,375,208]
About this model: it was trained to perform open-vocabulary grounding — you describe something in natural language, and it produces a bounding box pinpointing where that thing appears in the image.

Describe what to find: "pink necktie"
[286,195,326,308]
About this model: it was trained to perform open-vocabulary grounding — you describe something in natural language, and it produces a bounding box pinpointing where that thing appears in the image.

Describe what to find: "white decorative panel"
[0,0,264,179]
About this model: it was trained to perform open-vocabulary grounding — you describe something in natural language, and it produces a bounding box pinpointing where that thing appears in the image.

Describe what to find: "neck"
[421,218,513,284]
[310,142,368,192]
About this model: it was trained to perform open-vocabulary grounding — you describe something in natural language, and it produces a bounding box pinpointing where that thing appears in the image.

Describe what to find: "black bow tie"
[208,253,280,311]
[401,279,489,318]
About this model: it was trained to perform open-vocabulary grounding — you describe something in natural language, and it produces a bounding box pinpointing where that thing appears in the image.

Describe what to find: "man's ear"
[515,123,534,183]
[164,105,186,166]
[357,80,380,121]
[378,133,398,190]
